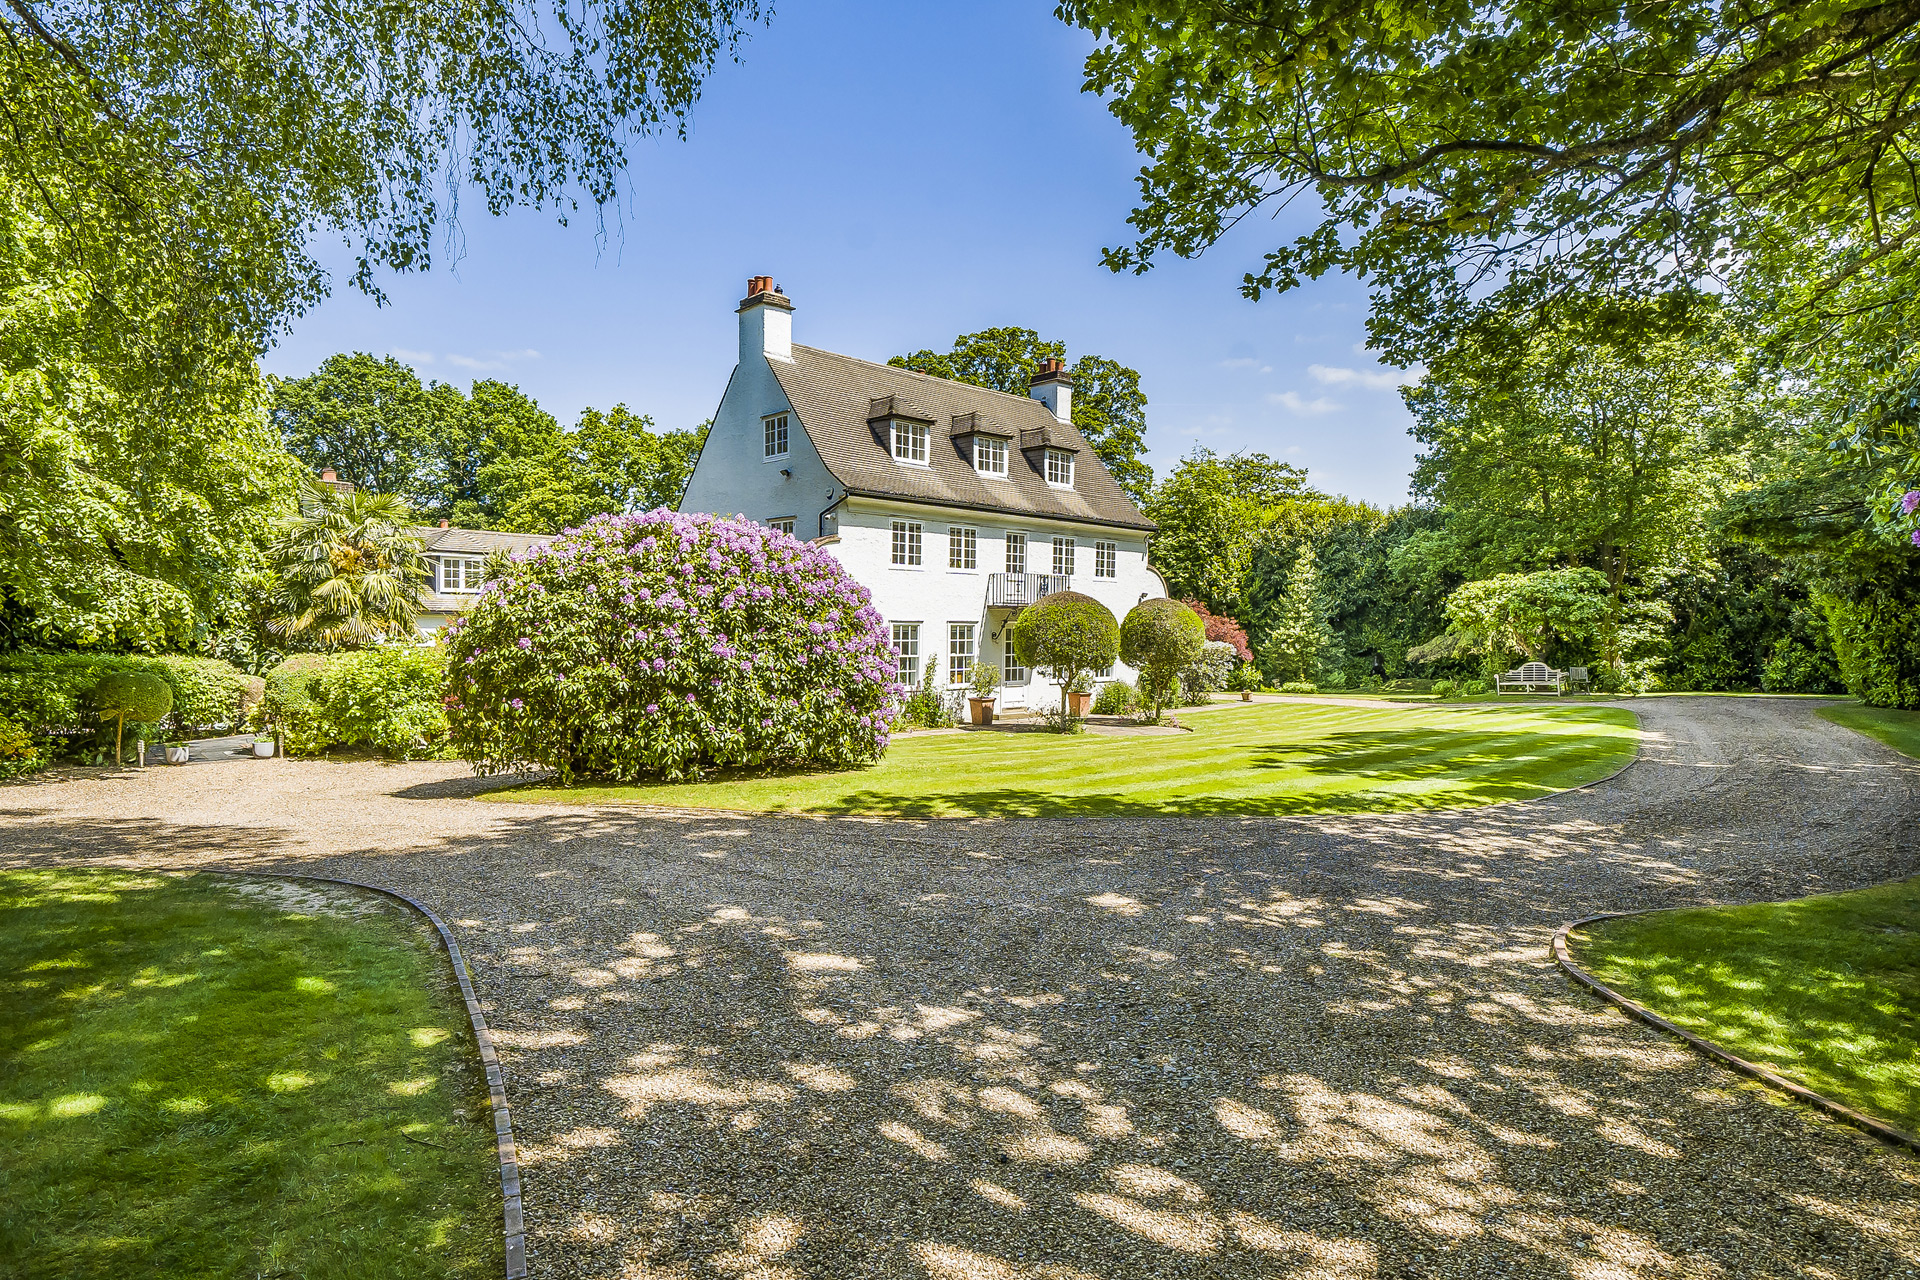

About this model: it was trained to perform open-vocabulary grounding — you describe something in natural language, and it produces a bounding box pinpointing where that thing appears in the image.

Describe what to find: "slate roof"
[770,345,1156,532]
[412,527,550,557]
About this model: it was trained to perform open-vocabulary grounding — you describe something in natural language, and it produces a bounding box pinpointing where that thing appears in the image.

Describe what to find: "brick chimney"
[1029,358,1072,424]
[738,275,793,364]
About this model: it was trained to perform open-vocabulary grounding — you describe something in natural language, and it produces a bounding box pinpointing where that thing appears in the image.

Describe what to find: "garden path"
[2,697,1917,1279]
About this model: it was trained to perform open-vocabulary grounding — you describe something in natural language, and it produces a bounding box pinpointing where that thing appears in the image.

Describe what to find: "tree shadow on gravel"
[0,814,286,871]
[266,804,1920,1280]
[7,711,1920,1279]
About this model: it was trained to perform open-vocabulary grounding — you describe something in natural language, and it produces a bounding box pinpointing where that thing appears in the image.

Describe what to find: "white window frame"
[948,623,977,684]
[1003,648,1028,684]
[1051,536,1075,577]
[1045,449,1075,488]
[763,413,789,460]
[1094,541,1117,578]
[891,420,929,465]
[973,436,1009,477]
[948,525,977,571]
[768,517,796,536]
[892,622,921,685]
[1004,531,1027,575]
[438,556,484,593]
[891,519,924,567]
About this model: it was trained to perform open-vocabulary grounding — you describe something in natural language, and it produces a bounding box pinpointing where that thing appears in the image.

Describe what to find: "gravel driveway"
[4,696,1918,1279]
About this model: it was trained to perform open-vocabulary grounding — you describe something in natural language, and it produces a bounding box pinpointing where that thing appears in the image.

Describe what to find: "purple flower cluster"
[445,508,899,782]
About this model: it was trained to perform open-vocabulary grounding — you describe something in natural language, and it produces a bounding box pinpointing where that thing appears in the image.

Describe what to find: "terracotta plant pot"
[968,697,995,726]
[1066,691,1093,716]
[1240,690,1253,701]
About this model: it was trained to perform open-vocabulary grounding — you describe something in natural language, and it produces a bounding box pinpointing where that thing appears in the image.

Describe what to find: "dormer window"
[763,414,789,460]
[891,419,929,464]
[1045,448,1075,487]
[974,435,1008,477]
[437,556,484,593]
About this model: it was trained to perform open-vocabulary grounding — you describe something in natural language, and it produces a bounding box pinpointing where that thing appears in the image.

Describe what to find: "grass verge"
[0,869,500,1279]
[1818,702,1920,760]
[487,700,1638,817]
[1570,877,1920,1133]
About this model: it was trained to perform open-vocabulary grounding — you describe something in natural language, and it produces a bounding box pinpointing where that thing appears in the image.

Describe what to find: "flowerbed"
[446,511,900,781]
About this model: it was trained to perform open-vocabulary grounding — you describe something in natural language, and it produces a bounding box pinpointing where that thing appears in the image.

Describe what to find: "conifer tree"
[1259,545,1335,685]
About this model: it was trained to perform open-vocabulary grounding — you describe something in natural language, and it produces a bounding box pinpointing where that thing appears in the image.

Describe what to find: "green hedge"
[0,653,256,738]
[263,648,450,758]
[1822,585,1920,709]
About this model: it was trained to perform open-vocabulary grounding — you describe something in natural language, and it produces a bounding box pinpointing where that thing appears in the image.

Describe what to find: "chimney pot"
[439,519,449,528]
[1028,359,1074,422]
[738,274,794,362]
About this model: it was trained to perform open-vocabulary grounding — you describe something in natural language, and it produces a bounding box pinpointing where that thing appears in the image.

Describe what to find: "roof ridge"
[790,344,1073,421]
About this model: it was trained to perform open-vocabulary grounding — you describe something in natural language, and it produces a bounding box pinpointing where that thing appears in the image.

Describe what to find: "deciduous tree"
[890,328,1153,501]
[1144,448,1315,614]
[1060,0,1920,368]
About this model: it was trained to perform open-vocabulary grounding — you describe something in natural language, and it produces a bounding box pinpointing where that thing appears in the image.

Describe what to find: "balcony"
[986,572,1070,610]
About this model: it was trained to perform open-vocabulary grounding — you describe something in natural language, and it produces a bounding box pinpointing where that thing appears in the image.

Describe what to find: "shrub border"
[217,870,529,1277]
[1553,910,1920,1154]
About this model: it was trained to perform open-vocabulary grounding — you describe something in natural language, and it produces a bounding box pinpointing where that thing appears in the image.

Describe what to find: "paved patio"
[2,697,1916,1278]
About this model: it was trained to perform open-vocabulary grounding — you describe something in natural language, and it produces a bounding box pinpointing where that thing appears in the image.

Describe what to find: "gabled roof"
[770,345,1156,532]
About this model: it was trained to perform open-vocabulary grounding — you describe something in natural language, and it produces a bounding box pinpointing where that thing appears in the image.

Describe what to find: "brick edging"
[216,870,529,1277]
[1554,911,1920,1154]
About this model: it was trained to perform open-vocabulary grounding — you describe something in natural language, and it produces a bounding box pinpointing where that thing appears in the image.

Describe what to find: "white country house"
[679,277,1167,711]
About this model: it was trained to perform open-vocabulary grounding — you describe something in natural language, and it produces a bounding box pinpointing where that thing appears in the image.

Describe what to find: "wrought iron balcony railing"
[985,572,1069,609]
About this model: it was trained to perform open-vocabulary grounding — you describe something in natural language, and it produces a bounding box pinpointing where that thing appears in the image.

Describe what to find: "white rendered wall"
[831,497,1162,712]
[680,334,841,537]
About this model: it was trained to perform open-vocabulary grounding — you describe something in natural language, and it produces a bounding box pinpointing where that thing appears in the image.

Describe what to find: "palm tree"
[268,479,429,648]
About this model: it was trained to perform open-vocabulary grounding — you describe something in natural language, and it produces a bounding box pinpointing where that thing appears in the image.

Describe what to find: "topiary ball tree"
[1011,590,1120,713]
[1121,598,1206,720]
[445,511,902,782]
[93,671,173,766]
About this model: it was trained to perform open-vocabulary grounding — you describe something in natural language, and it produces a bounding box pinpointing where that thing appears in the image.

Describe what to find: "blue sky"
[262,0,1421,507]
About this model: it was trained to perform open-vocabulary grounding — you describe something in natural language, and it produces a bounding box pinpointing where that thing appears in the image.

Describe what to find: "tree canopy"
[890,328,1153,502]
[1143,447,1319,614]
[273,356,707,532]
[1406,321,1746,598]
[1061,0,1920,367]
[0,1,758,648]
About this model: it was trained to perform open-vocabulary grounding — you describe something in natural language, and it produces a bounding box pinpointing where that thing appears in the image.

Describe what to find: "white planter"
[253,741,275,758]
[165,746,190,765]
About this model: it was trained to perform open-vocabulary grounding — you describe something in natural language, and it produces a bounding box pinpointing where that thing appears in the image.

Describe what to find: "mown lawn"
[1819,702,1920,759]
[0,869,500,1280]
[1571,877,1920,1133]
[487,700,1639,817]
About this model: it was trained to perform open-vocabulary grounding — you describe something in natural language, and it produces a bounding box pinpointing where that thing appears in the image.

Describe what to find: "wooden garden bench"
[1496,661,1564,694]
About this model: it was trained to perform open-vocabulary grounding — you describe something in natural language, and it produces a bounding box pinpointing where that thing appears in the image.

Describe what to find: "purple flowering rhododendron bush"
[445,512,902,781]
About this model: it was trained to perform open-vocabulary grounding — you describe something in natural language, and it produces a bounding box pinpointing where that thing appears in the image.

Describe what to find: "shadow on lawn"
[776,728,1620,819]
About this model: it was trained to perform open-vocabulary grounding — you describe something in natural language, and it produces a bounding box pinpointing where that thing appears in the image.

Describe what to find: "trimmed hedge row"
[263,647,451,758]
[0,653,260,738]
